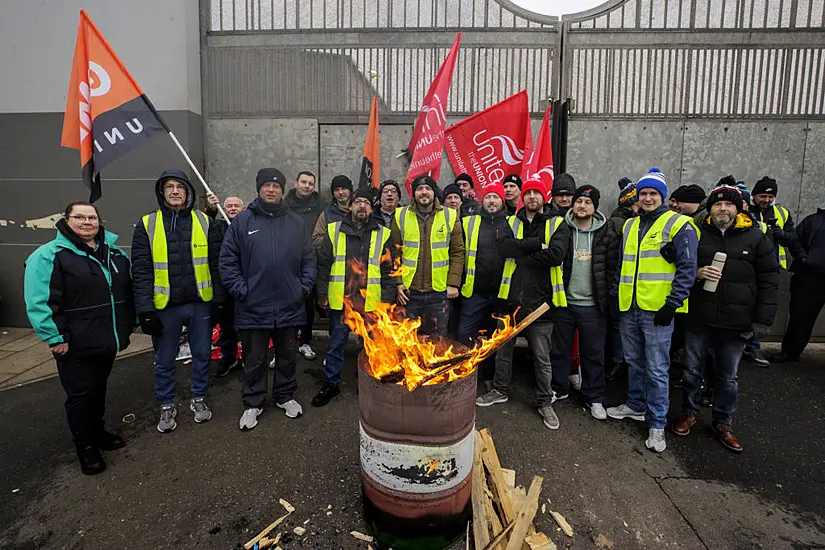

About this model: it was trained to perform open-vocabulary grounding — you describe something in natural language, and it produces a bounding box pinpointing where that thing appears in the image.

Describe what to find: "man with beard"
[476,178,570,432]
[455,173,479,217]
[314,188,396,407]
[392,175,464,336]
[546,174,576,216]
[285,171,325,361]
[373,179,402,228]
[221,168,316,430]
[550,185,619,423]
[672,184,777,453]
[503,174,522,216]
[313,175,354,248]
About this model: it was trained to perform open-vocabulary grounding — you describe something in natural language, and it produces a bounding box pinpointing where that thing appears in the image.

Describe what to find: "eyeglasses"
[68,215,99,223]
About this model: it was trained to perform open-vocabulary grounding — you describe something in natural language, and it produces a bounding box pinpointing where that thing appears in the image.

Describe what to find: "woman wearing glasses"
[24,202,136,475]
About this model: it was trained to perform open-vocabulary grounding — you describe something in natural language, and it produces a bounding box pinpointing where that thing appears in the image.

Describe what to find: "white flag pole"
[166,131,230,224]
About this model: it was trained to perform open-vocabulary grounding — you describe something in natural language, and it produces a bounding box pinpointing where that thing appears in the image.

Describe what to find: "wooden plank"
[504,476,543,550]
[483,489,504,550]
[525,533,556,550]
[244,512,290,549]
[472,432,491,550]
[548,511,574,538]
[478,429,518,527]
[501,468,516,490]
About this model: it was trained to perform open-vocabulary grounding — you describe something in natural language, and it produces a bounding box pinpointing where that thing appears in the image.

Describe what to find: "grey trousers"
[493,320,555,407]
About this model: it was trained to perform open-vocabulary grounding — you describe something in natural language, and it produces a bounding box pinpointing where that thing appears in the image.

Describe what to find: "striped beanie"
[618,180,638,207]
[636,168,667,200]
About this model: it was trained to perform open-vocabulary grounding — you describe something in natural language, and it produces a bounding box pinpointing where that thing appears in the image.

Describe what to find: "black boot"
[215,357,241,378]
[312,383,341,407]
[96,430,126,451]
[76,445,106,475]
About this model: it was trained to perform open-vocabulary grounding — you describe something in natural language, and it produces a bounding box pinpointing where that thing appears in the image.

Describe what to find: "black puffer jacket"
[688,213,779,331]
[461,210,514,299]
[561,212,620,314]
[285,188,325,238]
[131,170,225,315]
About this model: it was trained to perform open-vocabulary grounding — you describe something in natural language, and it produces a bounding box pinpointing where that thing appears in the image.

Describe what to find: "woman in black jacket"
[24,202,135,475]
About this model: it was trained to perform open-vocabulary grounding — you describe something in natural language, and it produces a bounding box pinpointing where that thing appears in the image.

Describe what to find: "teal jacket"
[24,220,136,355]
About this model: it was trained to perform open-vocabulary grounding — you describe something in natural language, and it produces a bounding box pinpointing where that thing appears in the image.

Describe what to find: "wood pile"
[471,429,559,550]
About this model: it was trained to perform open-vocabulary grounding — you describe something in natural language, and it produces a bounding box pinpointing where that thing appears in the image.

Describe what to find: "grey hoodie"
[564,209,606,306]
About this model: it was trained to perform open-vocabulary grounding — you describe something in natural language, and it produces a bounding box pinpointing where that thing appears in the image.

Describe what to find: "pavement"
[0,338,823,550]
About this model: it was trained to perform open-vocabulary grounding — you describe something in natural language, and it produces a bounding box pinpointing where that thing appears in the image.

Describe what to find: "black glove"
[659,242,676,263]
[653,303,678,326]
[751,323,771,340]
[210,303,226,325]
[139,312,164,337]
[771,225,784,240]
[609,297,621,319]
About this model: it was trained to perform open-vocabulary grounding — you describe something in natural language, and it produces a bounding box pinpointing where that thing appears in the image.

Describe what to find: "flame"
[342,259,518,391]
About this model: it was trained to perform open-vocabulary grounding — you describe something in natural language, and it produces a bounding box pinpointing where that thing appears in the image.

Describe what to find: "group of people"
[23,160,824,475]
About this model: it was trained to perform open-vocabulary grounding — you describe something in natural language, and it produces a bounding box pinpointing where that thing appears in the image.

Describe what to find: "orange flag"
[61,10,167,202]
[358,96,380,189]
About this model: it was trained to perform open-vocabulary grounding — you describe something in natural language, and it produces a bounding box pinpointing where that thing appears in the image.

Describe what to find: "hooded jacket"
[285,188,326,238]
[25,220,135,355]
[562,210,619,313]
[131,169,225,315]
[220,198,316,329]
[689,213,779,331]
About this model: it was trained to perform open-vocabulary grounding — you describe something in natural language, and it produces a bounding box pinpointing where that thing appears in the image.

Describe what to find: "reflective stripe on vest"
[618,210,690,313]
[396,206,456,292]
[498,215,566,308]
[142,210,213,310]
[773,204,789,269]
[327,221,391,312]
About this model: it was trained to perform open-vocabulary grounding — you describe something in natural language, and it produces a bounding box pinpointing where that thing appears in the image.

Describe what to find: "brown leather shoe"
[713,423,743,453]
[671,412,697,436]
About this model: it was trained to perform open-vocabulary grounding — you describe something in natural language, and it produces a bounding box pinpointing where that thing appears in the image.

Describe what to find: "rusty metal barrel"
[358,352,477,550]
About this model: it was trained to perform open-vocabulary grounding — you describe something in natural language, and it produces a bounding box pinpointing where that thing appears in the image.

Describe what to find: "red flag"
[404,33,461,195]
[522,106,554,201]
[358,96,380,189]
[444,90,531,193]
[61,10,167,202]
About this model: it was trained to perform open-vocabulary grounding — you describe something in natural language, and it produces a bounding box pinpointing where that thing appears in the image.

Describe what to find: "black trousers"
[240,326,298,408]
[550,305,607,403]
[299,287,316,344]
[782,272,825,358]
[55,351,116,448]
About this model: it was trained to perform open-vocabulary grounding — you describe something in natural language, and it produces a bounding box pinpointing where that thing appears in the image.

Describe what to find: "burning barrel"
[358,352,477,550]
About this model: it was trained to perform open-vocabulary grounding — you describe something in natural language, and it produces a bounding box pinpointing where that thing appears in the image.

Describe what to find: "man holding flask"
[671,184,778,453]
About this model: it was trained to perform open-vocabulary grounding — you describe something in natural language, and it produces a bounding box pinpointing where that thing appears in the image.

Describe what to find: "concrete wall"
[0,0,203,326]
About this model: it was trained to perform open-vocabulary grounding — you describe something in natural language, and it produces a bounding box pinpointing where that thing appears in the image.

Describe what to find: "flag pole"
[166,132,230,224]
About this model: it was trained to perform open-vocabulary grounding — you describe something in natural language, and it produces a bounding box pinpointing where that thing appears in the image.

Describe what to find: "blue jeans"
[744,336,760,354]
[457,294,498,380]
[324,309,351,386]
[152,302,212,405]
[682,325,745,426]
[620,307,673,429]
[609,314,624,367]
[405,290,449,337]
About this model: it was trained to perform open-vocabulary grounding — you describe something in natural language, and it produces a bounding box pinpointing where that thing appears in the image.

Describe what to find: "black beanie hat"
[573,184,600,210]
[331,175,353,193]
[352,186,375,203]
[752,176,778,197]
[256,168,286,193]
[707,184,743,212]
[411,174,438,195]
[379,179,401,197]
[617,176,633,191]
[442,183,462,201]
[503,174,523,189]
[552,173,576,196]
[671,184,706,204]
[455,173,474,188]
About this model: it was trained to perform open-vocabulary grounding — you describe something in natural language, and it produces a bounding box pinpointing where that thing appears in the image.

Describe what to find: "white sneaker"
[269,356,277,370]
[298,343,317,360]
[569,370,582,391]
[239,408,262,431]
[277,399,303,418]
[646,428,667,453]
[606,403,645,422]
[588,402,607,420]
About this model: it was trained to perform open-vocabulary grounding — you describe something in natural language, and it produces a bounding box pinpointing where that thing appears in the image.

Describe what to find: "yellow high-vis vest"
[618,210,691,313]
[142,210,213,310]
[771,204,790,269]
[396,206,456,292]
[327,221,391,312]
[498,215,567,307]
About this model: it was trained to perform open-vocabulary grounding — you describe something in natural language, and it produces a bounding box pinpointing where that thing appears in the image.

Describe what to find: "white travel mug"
[703,252,727,292]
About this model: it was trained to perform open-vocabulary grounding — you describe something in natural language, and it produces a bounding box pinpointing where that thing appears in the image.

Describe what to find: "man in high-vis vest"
[314,187,396,407]
[476,178,570,432]
[746,176,797,368]
[391,174,465,336]
[221,168,316,431]
[131,169,225,433]
[606,168,698,453]
[455,182,514,382]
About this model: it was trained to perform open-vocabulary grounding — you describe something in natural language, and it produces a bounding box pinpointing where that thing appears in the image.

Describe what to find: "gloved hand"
[653,303,678,326]
[771,224,784,240]
[751,323,771,340]
[139,312,164,337]
[609,297,621,319]
[211,303,226,325]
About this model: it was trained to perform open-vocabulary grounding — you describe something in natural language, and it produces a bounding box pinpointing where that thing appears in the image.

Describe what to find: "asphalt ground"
[1,339,823,550]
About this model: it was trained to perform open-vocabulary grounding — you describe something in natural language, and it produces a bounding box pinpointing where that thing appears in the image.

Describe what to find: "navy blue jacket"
[220,199,317,329]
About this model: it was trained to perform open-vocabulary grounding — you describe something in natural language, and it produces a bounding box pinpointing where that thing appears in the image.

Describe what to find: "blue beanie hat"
[636,168,667,200]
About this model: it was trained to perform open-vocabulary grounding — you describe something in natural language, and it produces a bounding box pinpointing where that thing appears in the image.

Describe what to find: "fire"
[342,257,518,391]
